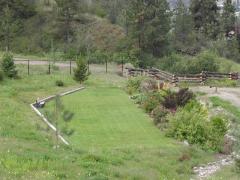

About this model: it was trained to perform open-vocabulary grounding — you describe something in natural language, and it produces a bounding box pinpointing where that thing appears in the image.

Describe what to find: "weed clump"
[55,80,64,87]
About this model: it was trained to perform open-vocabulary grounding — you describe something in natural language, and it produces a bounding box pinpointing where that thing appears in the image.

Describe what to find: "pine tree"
[55,0,79,52]
[190,0,220,39]
[144,0,171,57]
[0,5,16,51]
[222,0,236,37]
[126,0,170,65]
[1,53,17,78]
[74,57,88,83]
[173,0,195,51]
[0,0,36,50]
[45,95,74,148]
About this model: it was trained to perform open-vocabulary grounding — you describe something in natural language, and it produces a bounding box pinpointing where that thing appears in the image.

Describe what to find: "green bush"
[140,78,158,93]
[152,106,169,125]
[166,101,228,151]
[207,117,228,150]
[55,80,64,87]
[157,51,219,74]
[0,70,4,81]
[74,57,88,83]
[1,53,18,78]
[235,158,240,173]
[142,92,164,113]
[194,51,219,73]
[126,77,144,95]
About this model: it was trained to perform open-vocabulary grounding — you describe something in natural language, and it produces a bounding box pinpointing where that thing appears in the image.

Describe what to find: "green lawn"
[45,86,174,150]
[0,65,217,179]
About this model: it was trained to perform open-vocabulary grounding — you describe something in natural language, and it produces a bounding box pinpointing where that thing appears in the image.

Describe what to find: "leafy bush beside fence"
[156,51,219,74]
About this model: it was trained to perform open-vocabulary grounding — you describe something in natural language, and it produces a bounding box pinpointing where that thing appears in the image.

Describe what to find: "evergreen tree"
[222,0,236,37]
[126,0,170,66]
[190,0,220,39]
[55,0,79,52]
[144,0,171,57]
[45,95,74,147]
[1,53,17,78]
[173,0,195,51]
[0,5,17,51]
[0,0,36,50]
[74,57,88,83]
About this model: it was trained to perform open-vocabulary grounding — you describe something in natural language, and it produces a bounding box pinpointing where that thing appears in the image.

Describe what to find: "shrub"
[236,158,240,173]
[152,106,169,125]
[140,78,158,93]
[166,101,228,151]
[156,51,219,74]
[142,92,164,113]
[74,57,88,83]
[175,88,194,107]
[126,77,143,95]
[55,80,64,87]
[1,53,18,78]
[52,64,60,71]
[162,92,177,110]
[162,88,194,110]
[194,51,219,73]
[207,117,228,151]
[0,70,4,81]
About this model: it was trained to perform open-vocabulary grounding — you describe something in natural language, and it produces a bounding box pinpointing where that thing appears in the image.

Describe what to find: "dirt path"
[190,86,240,107]
[14,58,76,68]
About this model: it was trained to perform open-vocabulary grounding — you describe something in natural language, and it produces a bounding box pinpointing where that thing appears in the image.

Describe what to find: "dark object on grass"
[56,80,64,87]
[35,98,45,108]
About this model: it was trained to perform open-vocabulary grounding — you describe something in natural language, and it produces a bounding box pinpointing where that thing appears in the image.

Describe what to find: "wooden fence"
[125,68,239,84]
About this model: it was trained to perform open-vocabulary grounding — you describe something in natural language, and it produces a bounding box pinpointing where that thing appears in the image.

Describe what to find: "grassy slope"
[0,65,217,179]
[217,57,240,73]
[209,97,240,178]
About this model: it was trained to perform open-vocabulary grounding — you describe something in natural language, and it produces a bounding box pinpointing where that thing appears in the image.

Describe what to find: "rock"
[183,140,189,146]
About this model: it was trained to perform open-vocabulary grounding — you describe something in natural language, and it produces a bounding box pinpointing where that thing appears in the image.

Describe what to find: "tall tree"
[126,0,170,66]
[0,0,36,51]
[222,0,236,37]
[173,0,196,51]
[55,0,79,52]
[190,0,220,39]
[144,0,171,57]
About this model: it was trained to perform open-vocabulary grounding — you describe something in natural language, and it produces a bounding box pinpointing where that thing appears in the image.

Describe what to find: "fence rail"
[14,59,125,75]
[125,68,239,84]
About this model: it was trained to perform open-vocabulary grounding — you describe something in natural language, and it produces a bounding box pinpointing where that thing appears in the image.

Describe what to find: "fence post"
[88,60,90,74]
[70,60,72,75]
[27,60,30,75]
[200,71,206,84]
[122,60,124,76]
[106,60,108,73]
[48,62,51,74]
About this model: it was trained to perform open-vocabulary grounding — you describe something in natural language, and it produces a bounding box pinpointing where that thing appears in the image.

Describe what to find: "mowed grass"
[46,86,173,150]
[0,65,217,179]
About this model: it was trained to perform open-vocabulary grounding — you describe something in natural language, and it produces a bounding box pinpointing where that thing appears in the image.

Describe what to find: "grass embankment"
[0,65,216,179]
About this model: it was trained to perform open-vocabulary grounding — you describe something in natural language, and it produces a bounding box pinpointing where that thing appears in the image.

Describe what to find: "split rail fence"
[125,67,239,84]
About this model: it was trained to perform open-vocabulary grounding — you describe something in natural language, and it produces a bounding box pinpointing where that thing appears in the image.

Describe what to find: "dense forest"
[0,0,240,70]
